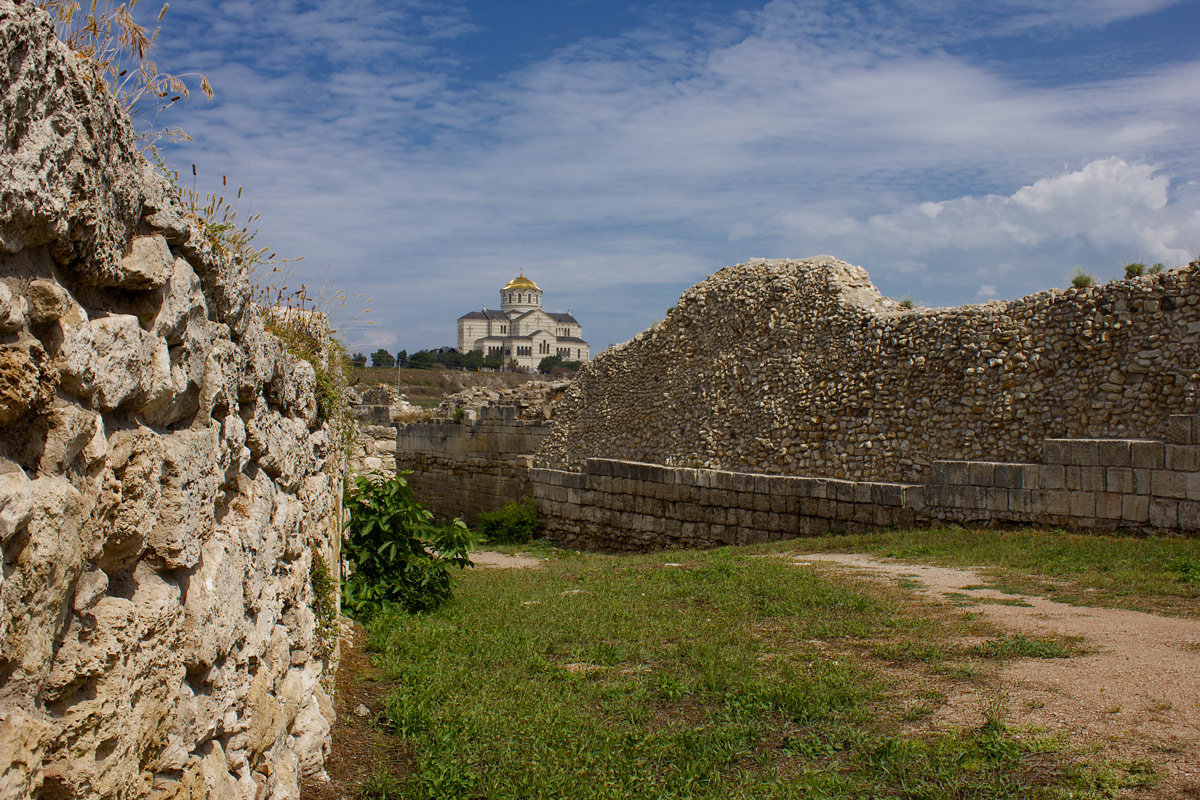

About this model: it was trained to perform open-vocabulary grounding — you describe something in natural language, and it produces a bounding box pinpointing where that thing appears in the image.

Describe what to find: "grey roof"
[556,336,588,344]
[548,312,578,324]
[458,309,509,321]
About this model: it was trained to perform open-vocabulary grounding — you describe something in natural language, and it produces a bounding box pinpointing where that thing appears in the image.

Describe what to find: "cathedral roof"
[547,312,578,323]
[459,309,509,320]
[557,336,588,344]
[502,269,540,292]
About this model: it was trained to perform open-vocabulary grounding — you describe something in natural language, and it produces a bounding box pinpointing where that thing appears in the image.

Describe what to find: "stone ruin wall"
[382,408,550,523]
[539,256,1200,483]
[1,4,342,799]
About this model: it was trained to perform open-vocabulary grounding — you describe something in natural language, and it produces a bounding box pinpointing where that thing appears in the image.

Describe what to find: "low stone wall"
[390,406,551,521]
[1,5,342,798]
[532,414,1200,550]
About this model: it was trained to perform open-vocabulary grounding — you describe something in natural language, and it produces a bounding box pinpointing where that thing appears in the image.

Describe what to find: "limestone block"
[92,428,164,573]
[0,461,32,547]
[115,234,174,289]
[1130,440,1165,470]
[0,476,84,692]
[0,707,52,800]
[243,397,314,491]
[199,338,241,418]
[1106,467,1134,494]
[0,282,26,333]
[1165,444,1200,472]
[58,314,168,410]
[1097,439,1132,467]
[27,401,105,475]
[1121,494,1149,523]
[0,339,56,424]
[1166,415,1192,445]
[146,427,221,569]
[145,258,208,344]
[23,279,70,325]
[1149,498,1179,528]
[1150,469,1187,499]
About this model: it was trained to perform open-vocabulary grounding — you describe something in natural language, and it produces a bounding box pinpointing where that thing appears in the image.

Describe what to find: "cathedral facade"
[456,272,590,371]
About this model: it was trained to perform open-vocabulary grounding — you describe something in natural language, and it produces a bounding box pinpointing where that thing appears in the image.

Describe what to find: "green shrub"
[342,472,472,617]
[1124,262,1146,278]
[475,498,541,544]
[1070,268,1095,288]
[898,295,916,309]
[1149,263,1166,274]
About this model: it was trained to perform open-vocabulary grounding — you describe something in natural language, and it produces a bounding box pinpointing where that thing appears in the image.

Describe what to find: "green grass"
[363,546,1149,799]
[747,527,1200,616]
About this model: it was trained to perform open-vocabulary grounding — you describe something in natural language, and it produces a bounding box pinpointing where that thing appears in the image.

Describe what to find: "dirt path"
[793,553,1200,796]
[469,550,545,569]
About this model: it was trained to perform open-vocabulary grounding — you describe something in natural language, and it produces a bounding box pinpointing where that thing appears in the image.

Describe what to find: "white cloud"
[151,0,1200,350]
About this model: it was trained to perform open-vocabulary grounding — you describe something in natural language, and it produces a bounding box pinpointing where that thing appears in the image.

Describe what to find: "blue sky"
[141,0,1200,354]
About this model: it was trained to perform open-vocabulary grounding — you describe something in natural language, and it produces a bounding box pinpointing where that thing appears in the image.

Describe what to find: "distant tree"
[538,355,582,375]
[1124,262,1146,278]
[350,352,367,368]
[396,349,408,367]
[371,348,395,368]
[407,350,436,369]
[459,350,484,370]
[482,352,503,370]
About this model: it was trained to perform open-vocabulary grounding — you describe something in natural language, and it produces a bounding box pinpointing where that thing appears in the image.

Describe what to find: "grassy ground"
[739,527,1200,617]
[355,542,1155,799]
[349,366,536,408]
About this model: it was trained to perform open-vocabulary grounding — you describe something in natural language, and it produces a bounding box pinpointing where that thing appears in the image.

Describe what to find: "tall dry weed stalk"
[37,0,212,146]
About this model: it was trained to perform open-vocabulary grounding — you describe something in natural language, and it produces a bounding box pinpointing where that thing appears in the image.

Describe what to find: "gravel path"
[793,553,1200,796]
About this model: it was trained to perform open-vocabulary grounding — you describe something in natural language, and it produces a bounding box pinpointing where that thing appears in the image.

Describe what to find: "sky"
[136,0,1200,355]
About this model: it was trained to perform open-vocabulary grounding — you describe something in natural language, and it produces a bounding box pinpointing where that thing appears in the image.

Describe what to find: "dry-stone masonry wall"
[539,257,1200,483]
[1,4,342,798]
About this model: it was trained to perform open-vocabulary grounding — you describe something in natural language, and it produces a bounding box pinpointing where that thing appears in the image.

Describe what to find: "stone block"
[810,479,828,500]
[901,485,926,509]
[1167,415,1192,444]
[1042,439,1068,465]
[1070,440,1100,466]
[1121,495,1149,523]
[930,461,952,485]
[1097,440,1132,467]
[1151,470,1187,499]
[1040,464,1065,490]
[1178,501,1200,532]
[1165,444,1200,472]
[967,461,995,486]
[1007,489,1031,515]
[1095,493,1123,521]
[829,480,855,503]
[872,483,904,507]
[1150,498,1179,528]
[853,482,873,504]
[1078,466,1106,493]
[852,504,873,524]
[1133,468,1153,495]
[985,488,1009,513]
[994,464,1026,489]
[1069,491,1096,518]
[1106,467,1134,494]
[1130,440,1165,469]
[1187,472,1200,501]
[1021,464,1041,490]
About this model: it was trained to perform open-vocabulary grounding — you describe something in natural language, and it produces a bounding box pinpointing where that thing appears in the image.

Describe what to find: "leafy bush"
[1070,268,1095,288]
[475,498,541,544]
[1124,262,1146,278]
[343,472,472,617]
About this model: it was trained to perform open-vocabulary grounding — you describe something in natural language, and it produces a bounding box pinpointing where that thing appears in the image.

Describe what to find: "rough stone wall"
[539,256,1200,483]
[388,407,550,522]
[1,4,342,799]
[533,413,1200,551]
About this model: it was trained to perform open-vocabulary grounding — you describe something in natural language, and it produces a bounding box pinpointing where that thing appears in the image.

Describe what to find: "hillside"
[349,366,546,408]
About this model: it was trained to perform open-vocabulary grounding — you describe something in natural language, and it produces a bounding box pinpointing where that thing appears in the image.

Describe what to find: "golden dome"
[502,270,540,292]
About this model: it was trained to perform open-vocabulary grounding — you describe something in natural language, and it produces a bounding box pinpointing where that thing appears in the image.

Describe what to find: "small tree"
[1070,268,1095,289]
[407,350,436,369]
[538,354,582,374]
[350,352,367,368]
[396,349,408,367]
[371,348,396,368]
[482,351,503,370]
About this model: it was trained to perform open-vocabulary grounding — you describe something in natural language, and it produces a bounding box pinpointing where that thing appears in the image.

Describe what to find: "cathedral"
[456,272,591,371]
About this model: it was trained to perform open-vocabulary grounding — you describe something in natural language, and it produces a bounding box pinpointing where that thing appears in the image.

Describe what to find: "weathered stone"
[0,282,26,332]
[114,234,173,289]
[0,339,55,424]
[58,314,169,411]
[22,279,70,324]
